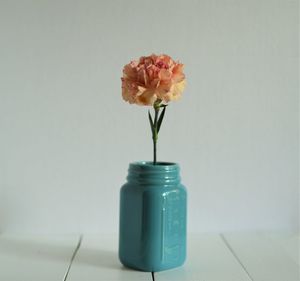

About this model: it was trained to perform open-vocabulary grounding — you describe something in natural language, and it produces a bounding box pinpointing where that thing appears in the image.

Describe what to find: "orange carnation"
[121,54,186,106]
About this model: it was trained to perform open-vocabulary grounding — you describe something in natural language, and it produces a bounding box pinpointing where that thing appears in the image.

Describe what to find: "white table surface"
[0,232,299,281]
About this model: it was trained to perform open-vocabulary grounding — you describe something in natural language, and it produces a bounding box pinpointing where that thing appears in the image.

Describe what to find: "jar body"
[119,162,187,272]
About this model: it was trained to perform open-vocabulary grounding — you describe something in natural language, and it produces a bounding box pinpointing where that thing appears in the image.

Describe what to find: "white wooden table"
[0,233,299,281]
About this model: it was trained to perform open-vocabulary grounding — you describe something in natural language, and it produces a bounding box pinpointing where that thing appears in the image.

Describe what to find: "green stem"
[153,104,159,165]
[153,138,157,164]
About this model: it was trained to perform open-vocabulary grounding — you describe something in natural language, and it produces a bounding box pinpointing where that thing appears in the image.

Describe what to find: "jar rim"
[130,161,178,167]
[127,161,180,185]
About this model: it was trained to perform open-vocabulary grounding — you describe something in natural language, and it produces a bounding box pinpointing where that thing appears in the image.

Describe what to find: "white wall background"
[0,0,298,234]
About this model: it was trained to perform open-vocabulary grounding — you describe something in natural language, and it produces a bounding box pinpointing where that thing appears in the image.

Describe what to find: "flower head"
[121,54,186,106]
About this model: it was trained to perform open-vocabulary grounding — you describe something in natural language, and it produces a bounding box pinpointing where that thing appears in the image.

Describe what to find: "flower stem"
[153,103,160,165]
[148,99,166,165]
[153,138,157,164]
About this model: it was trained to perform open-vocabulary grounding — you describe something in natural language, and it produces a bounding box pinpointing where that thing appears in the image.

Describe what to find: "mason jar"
[119,161,187,272]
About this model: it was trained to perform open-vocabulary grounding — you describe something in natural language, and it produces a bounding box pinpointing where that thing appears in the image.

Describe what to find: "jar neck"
[127,161,181,186]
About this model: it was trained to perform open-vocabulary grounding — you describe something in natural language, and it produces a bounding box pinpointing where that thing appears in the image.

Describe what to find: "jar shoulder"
[121,182,186,195]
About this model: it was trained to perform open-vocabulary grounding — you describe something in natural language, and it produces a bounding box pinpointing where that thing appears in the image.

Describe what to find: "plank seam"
[62,234,83,281]
[220,234,254,281]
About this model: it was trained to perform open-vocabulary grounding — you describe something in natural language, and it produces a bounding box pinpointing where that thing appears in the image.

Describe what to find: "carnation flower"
[121,54,186,106]
[121,54,186,165]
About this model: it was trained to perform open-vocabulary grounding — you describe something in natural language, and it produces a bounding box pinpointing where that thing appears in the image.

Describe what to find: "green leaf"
[148,110,154,134]
[157,106,167,133]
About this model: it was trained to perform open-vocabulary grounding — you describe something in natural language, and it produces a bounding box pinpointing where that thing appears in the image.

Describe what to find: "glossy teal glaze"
[119,162,187,272]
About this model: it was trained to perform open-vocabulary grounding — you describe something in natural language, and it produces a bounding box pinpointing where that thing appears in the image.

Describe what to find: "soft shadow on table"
[0,236,79,263]
[75,247,137,272]
[0,236,160,273]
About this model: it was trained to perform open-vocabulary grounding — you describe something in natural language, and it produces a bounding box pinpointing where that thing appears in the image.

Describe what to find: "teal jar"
[119,161,187,272]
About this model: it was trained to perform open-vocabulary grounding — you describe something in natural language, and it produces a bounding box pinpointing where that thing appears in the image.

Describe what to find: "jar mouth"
[131,161,178,167]
[127,161,180,185]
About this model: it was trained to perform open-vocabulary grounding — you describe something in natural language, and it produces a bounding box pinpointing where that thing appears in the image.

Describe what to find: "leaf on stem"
[157,105,167,133]
[148,110,154,134]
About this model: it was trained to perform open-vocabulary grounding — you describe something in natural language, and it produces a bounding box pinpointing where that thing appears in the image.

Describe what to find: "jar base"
[119,257,186,272]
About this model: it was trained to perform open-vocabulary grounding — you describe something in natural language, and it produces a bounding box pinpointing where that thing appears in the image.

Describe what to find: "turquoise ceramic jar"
[119,162,187,272]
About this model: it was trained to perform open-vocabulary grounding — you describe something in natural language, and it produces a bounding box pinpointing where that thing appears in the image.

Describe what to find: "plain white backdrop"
[0,0,298,234]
